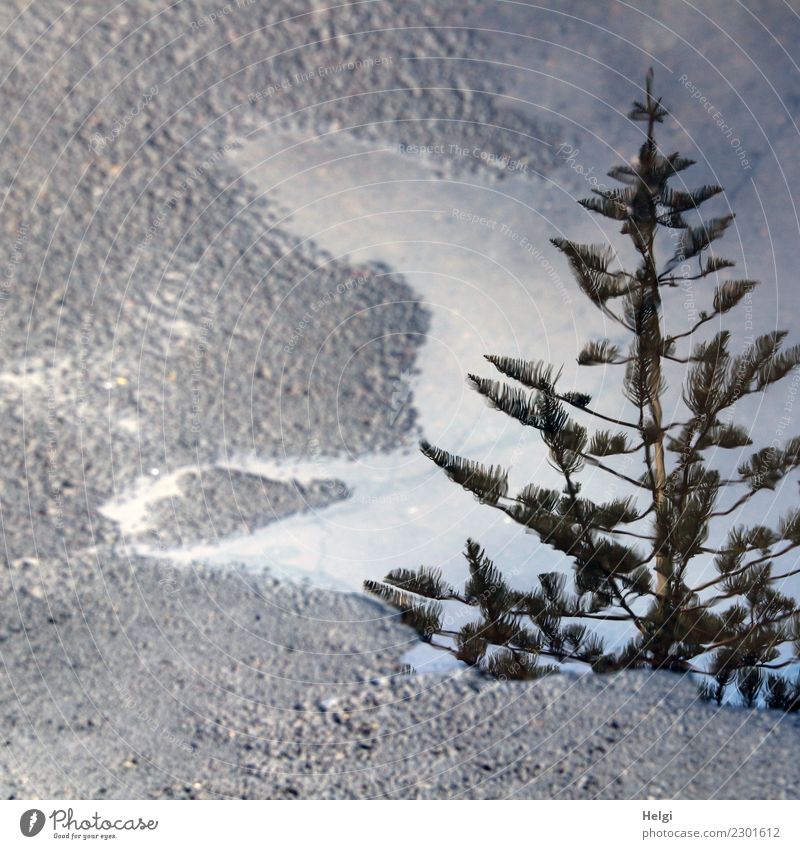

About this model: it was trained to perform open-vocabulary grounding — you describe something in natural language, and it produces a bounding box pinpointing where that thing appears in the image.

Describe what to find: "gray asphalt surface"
[2,556,798,799]
[1,0,799,800]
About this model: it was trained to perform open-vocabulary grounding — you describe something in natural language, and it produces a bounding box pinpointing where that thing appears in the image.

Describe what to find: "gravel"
[134,467,351,549]
[2,554,798,800]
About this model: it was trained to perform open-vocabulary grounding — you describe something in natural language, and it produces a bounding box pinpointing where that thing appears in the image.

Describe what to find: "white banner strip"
[2,800,798,847]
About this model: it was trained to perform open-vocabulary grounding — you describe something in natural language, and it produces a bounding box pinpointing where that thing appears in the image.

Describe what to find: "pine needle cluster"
[366,71,800,709]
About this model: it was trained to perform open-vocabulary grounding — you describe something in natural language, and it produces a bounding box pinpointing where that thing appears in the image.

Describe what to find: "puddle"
[100,122,799,671]
[98,129,619,601]
[100,466,204,536]
[92,9,800,682]
[192,133,605,590]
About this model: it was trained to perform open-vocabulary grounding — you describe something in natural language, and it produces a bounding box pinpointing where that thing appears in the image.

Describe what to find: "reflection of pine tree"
[366,71,800,709]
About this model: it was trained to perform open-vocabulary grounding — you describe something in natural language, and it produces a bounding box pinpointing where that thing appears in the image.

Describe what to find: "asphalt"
[2,555,798,799]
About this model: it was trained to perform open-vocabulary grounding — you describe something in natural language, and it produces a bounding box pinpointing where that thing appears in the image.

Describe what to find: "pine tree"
[366,71,800,707]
